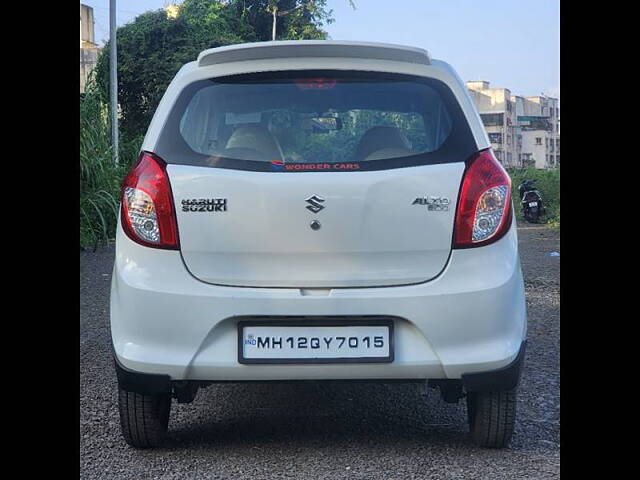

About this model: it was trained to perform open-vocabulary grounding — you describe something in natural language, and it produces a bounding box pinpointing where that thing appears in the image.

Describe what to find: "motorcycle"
[518,179,546,223]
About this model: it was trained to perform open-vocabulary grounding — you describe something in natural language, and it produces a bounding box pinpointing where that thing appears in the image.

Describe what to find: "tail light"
[453,149,512,248]
[120,152,180,249]
[295,78,337,90]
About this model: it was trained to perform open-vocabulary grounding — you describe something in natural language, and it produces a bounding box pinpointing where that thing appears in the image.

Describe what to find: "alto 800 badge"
[412,196,450,211]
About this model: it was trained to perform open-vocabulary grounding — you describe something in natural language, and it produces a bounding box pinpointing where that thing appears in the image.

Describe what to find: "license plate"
[529,201,538,207]
[238,319,394,364]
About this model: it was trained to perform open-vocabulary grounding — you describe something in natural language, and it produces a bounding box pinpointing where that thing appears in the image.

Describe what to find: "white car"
[111,40,527,449]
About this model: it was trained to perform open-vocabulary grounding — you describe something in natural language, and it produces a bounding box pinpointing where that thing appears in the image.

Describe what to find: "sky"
[83,0,560,99]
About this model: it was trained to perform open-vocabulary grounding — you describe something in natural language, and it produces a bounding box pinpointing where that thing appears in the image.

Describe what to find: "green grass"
[506,167,560,227]
[80,78,143,249]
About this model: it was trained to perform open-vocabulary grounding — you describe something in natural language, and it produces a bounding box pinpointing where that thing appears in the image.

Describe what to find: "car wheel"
[118,386,171,448]
[466,388,517,448]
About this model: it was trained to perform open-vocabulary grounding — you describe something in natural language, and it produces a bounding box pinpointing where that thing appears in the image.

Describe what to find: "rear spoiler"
[197,40,431,68]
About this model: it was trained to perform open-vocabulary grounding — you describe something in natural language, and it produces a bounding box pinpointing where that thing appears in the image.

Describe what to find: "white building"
[466,81,559,169]
[513,95,560,169]
[80,4,100,93]
[466,81,519,168]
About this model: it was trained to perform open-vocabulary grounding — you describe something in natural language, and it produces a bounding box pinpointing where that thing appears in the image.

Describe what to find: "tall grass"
[80,77,143,249]
[507,167,560,227]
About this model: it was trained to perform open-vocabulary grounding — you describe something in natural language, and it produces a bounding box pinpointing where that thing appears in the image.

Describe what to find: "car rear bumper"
[115,340,526,395]
[111,219,527,383]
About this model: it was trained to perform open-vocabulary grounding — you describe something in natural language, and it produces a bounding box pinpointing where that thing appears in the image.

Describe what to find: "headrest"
[354,126,411,162]
[225,125,283,161]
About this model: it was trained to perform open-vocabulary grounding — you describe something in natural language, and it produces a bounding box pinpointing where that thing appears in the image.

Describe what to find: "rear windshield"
[155,70,477,172]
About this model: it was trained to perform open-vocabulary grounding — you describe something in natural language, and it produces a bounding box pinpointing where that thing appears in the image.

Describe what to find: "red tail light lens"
[121,152,179,249]
[453,149,512,248]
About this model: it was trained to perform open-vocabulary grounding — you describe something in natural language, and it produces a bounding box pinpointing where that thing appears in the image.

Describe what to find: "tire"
[118,386,171,448]
[466,388,517,448]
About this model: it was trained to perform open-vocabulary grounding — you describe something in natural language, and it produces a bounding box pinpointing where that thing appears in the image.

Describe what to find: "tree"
[263,0,333,40]
[227,1,332,41]
[95,0,336,139]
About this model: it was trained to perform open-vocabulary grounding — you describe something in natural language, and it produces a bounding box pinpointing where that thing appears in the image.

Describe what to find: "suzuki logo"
[305,195,325,213]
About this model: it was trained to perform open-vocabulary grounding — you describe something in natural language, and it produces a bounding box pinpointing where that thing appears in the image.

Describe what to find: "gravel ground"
[80,224,559,479]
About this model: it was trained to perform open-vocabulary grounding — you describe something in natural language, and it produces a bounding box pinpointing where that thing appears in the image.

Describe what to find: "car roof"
[197,40,431,68]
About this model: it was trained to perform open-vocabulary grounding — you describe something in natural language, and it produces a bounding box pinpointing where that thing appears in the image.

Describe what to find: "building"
[513,95,560,169]
[466,81,559,169]
[80,4,100,93]
[466,81,519,168]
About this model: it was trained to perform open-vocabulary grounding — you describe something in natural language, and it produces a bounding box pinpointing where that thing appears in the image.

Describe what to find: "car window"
[156,71,476,172]
[179,81,451,164]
